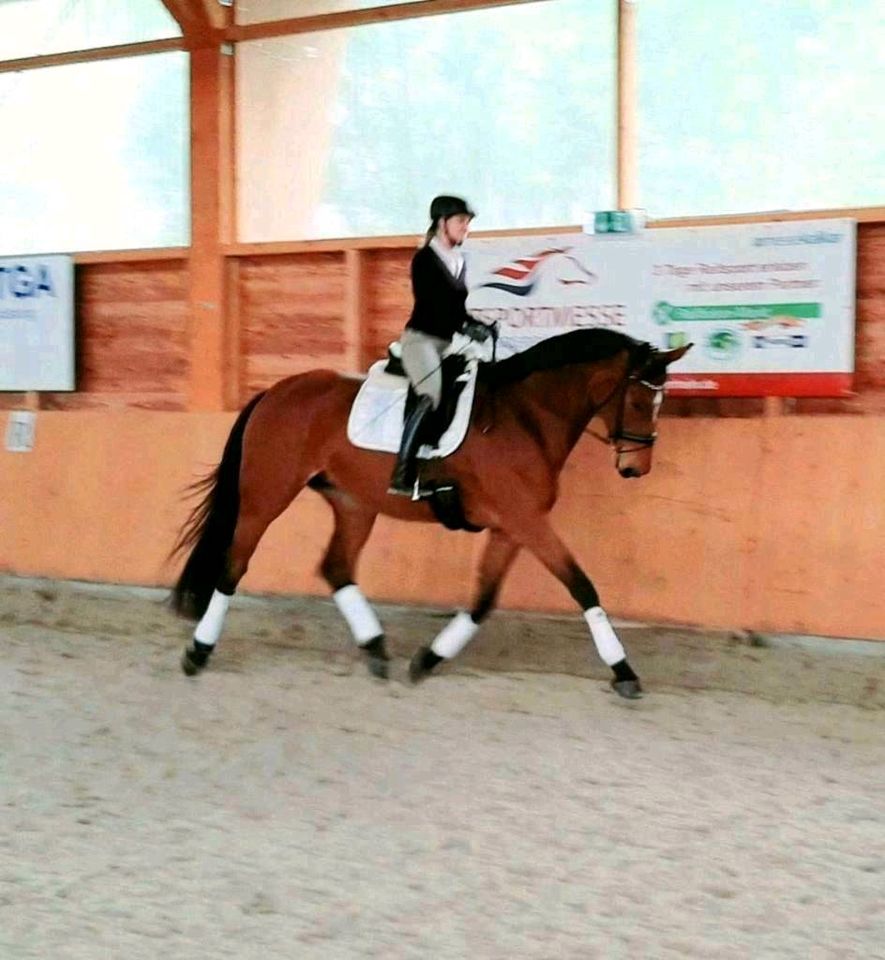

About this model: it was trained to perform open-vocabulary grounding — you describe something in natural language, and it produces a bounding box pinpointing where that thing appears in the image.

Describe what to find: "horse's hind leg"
[182,480,308,676]
[410,530,519,683]
[314,481,386,678]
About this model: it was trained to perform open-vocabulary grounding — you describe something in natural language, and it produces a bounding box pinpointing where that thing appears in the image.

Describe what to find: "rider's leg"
[389,330,446,496]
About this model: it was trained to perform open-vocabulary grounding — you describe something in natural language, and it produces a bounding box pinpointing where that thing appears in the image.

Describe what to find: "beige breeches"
[399,329,448,409]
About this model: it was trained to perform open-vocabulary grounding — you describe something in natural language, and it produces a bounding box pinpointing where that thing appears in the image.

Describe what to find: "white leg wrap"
[333,585,383,645]
[584,606,626,666]
[194,590,231,647]
[430,611,480,660]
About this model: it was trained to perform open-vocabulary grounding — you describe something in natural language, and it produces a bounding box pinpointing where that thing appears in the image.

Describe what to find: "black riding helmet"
[429,195,476,224]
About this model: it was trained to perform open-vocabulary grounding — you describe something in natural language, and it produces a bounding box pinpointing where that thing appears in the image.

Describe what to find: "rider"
[389,194,493,496]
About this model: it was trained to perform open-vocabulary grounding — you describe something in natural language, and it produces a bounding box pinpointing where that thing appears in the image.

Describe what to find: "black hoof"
[409,646,443,684]
[360,637,389,680]
[610,678,643,699]
[181,644,211,677]
[365,654,389,680]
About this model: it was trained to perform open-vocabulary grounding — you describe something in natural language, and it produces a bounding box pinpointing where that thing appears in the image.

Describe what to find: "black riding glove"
[462,318,494,343]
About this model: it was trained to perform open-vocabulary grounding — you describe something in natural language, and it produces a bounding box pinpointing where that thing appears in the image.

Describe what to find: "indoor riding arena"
[2,2,883,959]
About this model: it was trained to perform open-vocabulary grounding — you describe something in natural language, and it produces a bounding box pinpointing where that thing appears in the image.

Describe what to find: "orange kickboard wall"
[2,410,882,640]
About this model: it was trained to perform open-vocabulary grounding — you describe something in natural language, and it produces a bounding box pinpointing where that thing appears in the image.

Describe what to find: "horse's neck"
[510,359,625,468]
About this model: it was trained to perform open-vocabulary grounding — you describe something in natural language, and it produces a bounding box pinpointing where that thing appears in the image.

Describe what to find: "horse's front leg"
[506,516,642,699]
[409,530,519,682]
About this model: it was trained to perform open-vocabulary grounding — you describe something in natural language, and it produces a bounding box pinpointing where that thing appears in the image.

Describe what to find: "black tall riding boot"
[388,395,434,498]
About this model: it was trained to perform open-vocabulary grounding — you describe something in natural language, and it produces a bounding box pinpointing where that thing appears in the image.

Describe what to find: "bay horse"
[171,329,690,699]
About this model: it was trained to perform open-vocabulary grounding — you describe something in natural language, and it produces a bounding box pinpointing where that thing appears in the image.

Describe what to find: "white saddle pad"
[347,359,479,459]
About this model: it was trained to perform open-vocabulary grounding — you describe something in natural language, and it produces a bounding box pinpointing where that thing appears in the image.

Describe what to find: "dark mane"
[482,328,648,386]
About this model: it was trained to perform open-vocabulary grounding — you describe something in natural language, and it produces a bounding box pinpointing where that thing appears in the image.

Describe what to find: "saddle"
[347,333,488,460]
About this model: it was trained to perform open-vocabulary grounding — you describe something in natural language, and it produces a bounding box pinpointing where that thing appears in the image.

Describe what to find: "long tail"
[170,391,266,620]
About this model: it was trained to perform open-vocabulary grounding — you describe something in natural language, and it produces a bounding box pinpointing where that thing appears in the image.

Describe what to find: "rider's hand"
[463,318,493,343]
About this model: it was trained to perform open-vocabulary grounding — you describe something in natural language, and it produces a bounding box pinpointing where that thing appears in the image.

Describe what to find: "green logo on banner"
[653,302,821,325]
[706,328,742,360]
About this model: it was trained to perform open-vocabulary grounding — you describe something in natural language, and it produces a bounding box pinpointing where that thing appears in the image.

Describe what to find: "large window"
[237,0,615,240]
[638,0,885,218]
[0,53,189,255]
[0,0,179,60]
[1,0,881,254]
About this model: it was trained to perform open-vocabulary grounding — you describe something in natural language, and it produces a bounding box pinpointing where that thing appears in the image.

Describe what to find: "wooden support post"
[188,43,235,411]
[344,249,365,374]
[617,0,638,210]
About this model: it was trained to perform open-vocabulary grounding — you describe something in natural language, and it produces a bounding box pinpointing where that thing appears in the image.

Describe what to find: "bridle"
[586,369,665,457]
[612,374,664,451]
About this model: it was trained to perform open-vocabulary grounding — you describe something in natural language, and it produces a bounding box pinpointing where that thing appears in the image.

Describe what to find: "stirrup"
[387,465,417,497]
[388,477,432,500]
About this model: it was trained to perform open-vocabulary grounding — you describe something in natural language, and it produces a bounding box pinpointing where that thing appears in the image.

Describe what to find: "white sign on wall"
[5,411,36,452]
[465,219,856,397]
[0,254,75,391]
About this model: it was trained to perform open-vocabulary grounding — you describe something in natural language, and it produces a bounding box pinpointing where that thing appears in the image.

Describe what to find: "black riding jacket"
[405,244,472,341]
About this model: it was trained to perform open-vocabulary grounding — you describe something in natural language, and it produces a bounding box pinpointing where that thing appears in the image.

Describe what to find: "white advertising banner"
[0,254,75,391]
[466,219,856,396]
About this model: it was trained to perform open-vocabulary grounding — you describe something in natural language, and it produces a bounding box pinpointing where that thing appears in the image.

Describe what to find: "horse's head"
[597,343,692,478]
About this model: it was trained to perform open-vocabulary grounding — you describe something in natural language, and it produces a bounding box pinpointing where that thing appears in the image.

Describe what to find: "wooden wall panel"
[238,252,347,401]
[7,260,189,412]
[362,247,413,365]
[74,261,189,410]
[856,223,885,292]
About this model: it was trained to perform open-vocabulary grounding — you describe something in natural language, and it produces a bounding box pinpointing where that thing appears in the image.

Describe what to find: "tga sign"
[0,263,59,299]
[0,253,74,391]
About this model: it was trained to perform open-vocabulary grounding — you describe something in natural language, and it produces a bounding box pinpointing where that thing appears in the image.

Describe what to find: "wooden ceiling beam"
[227,0,550,42]
[159,0,223,48]
[200,0,231,33]
[0,38,184,74]
[0,0,549,65]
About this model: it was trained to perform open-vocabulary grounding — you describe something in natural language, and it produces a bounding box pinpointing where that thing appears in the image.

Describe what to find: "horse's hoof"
[408,652,428,684]
[365,654,389,680]
[409,646,442,684]
[181,645,210,677]
[610,678,643,699]
[360,637,389,680]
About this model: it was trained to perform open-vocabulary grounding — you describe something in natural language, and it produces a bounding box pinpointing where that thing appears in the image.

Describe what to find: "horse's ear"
[641,343,692,379]
[659,343,693,366]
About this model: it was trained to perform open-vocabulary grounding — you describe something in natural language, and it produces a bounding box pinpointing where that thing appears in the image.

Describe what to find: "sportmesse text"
[471,304,627,329]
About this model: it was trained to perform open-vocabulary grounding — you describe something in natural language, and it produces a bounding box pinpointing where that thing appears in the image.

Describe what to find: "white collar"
[429,236,464,277]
